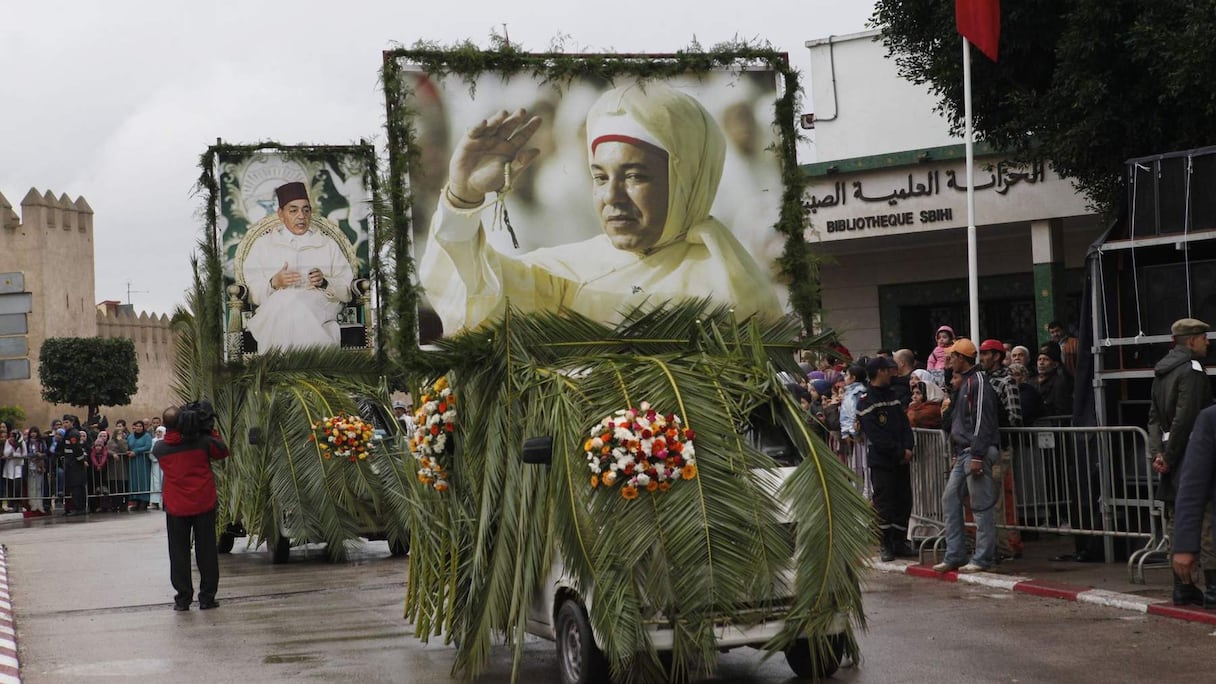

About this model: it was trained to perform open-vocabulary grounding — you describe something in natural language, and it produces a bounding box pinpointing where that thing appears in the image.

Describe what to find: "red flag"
[956,0,1000,61]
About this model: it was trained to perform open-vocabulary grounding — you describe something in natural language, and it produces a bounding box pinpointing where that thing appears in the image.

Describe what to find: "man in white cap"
[419,82,782,334]
[393,399,415,432]
[243,182,354,351]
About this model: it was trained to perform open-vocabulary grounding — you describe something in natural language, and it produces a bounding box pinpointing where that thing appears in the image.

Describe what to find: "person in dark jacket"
[1172,403,1216,607]
[153,405,230,611]
[1035,344,1073,418]
[856,356,916,561]
[933,339,1001,573]
[1008,363,1043,425]
[1148,317,1214,606]
[60,415,89,517]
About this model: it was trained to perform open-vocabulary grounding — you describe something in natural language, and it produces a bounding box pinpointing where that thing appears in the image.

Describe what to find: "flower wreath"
[411,376,456,492]
[585,401,697,500]
[310,413,375,462]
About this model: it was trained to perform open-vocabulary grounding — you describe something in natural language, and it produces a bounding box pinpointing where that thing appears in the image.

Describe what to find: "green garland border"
[381,41,819,364]
[195,140,386,364]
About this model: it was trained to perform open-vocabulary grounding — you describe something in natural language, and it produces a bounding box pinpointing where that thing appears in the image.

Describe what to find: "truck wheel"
[785,634,847,680]
[272,536,291,564]
[218,532,235,554]
[555,599,609,684]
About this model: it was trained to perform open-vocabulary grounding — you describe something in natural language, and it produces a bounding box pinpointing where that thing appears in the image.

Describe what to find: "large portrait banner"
[387,55,795,345]
[208,144,377,359]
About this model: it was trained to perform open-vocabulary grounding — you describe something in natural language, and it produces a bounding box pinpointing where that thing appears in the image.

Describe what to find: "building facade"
[803,30,1104,364]
[0,188,178,428]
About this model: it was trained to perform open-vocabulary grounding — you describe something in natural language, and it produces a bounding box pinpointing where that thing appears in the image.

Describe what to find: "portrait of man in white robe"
[418,80,784,336]
[242,182,354,351]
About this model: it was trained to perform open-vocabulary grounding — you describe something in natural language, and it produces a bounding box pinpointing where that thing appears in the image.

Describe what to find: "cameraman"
[153,402,229,611]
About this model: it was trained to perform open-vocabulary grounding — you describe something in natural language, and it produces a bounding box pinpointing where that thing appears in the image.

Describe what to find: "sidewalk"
[877,533,1216,625]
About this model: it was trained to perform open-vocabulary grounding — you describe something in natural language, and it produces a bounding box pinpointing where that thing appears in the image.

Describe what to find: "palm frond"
[405,301,869,682]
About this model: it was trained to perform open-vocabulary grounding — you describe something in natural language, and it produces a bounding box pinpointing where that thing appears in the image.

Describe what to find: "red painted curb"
[1146,603,1216,625]
[907,564,957,581]
[1012,580,1083,601]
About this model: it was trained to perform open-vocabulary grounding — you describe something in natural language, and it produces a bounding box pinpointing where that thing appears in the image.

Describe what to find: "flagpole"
[962,35,980,342]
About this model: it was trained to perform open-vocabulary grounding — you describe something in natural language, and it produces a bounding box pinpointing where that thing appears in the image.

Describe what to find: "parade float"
[173,41,872,682]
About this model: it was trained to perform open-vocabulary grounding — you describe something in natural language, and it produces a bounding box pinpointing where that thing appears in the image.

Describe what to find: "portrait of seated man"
[418,81,784,334]
[242,182,355,350]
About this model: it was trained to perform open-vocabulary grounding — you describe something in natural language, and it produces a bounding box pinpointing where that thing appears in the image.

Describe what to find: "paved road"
[2,513,1212,682]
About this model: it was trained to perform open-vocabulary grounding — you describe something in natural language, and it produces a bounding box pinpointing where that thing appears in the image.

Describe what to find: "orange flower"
[308,433,316,442]
[434,481,449,492]
[681,464,697,480]
[590,474,599,488]
[621,485,639,500]
[645,480,659,492]
[659,482,671,492]
[584,439,594,452]
[602,471,617,487]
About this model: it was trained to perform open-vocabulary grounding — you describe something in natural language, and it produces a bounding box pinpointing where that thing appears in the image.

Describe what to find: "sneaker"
[932,562,961,573]
[957,563,989,574]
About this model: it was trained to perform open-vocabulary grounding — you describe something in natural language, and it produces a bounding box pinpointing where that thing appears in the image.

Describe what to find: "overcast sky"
[0,0,875,316]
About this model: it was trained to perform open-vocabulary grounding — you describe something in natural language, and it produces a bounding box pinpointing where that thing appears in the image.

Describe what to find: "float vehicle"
[218,394,409,562]
[520,408,853,683]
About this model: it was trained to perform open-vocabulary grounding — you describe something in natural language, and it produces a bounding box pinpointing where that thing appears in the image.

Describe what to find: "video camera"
[178,400,216,439]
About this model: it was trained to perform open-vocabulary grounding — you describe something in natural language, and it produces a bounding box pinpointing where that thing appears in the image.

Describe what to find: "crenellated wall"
[0,187,178,428]
[96,304,179,423]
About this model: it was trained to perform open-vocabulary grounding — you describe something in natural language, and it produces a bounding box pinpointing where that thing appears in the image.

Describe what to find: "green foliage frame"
[381,42,820,363]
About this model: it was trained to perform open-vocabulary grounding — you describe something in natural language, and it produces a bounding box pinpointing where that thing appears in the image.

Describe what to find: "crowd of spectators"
[0,412,165,516]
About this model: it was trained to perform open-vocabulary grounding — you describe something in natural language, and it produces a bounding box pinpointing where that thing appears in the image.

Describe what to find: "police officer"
[856,356,915,561]
[1148,317,1214,606]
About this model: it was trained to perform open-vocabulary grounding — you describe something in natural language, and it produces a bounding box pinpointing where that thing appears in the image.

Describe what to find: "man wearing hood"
[420,82,782,334]
[1147,317,1214,606]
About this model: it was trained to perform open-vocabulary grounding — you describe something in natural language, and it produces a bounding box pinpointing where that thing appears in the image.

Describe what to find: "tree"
[38,337,139,419]
[0,405,25,429]
[872,0,1216,214]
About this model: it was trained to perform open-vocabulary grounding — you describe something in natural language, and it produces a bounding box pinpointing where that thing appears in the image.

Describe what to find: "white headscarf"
[912,369,947,403]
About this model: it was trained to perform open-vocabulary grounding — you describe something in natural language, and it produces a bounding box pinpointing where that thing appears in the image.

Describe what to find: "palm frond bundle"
[404,301,871,682]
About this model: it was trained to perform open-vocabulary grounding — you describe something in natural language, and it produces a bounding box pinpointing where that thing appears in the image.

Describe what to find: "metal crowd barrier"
[899,423,1166,581]
[1,456,162,515]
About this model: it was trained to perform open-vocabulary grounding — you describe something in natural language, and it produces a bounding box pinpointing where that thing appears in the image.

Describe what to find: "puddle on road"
[263,652,321,664]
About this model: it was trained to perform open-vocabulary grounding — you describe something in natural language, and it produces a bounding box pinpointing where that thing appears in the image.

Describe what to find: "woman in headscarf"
[420,81,783,334]
[105,426,130,513]
[149,425,166,510]
[926,325,955,372]
[90,430,109,513]
[911,369,948,404]
[127,420,154,512]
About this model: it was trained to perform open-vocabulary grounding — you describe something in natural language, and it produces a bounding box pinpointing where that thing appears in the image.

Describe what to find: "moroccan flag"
[956,0,1000,61]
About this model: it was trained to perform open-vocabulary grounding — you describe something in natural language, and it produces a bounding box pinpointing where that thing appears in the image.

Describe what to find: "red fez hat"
[274,182,309,209]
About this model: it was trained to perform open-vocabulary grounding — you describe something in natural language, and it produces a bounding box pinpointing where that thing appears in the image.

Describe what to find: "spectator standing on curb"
[149,426,166,510]
[1172,403,1216,607]
[1035,345,1073,418]
[933,338,1001,574]
[154,404,229,611]
[979,339,1024,559]
[838,363,867,449]
[1148,317,1214,607]
[61,416,89,516]
[1048,321,1079,377]
[1,425,24,513]
[128,420,154,512]
[891,349,916,408]
[856,356,915,561]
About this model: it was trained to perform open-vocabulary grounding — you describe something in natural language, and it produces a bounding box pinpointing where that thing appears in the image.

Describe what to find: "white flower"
[610,462,620,472]
[639,401,651,412]
[636,472,651,486]
[640,439,653,456]
[683,443,695,458]
[442,409,457,423]
[614,427,632,442]
[425,400,440,414]
[590,437,603,450]
[440,387,452,398]
[429,413,442,426]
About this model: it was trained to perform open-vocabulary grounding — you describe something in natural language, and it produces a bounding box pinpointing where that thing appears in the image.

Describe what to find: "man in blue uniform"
[856,356,915,562]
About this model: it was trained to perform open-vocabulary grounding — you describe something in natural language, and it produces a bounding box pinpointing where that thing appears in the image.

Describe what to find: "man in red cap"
[978,338,1024,559]
[242,181,355,351]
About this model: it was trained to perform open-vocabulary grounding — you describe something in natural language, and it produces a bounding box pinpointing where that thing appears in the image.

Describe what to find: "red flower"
[444,423,455,432]
[684,429,695,440]
[641,429,652,439]
[430,425,440,436]
[438,402,447,413]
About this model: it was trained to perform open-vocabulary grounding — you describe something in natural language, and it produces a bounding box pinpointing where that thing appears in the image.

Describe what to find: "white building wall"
[806,30,959,162]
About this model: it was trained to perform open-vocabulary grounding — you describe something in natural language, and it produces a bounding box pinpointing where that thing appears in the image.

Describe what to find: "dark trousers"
[870,461,913,533]
[68,481,87,513]
[166,507,219,606]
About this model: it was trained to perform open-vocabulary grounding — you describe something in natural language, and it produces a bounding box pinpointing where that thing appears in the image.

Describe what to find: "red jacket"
[152,429,229,516]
